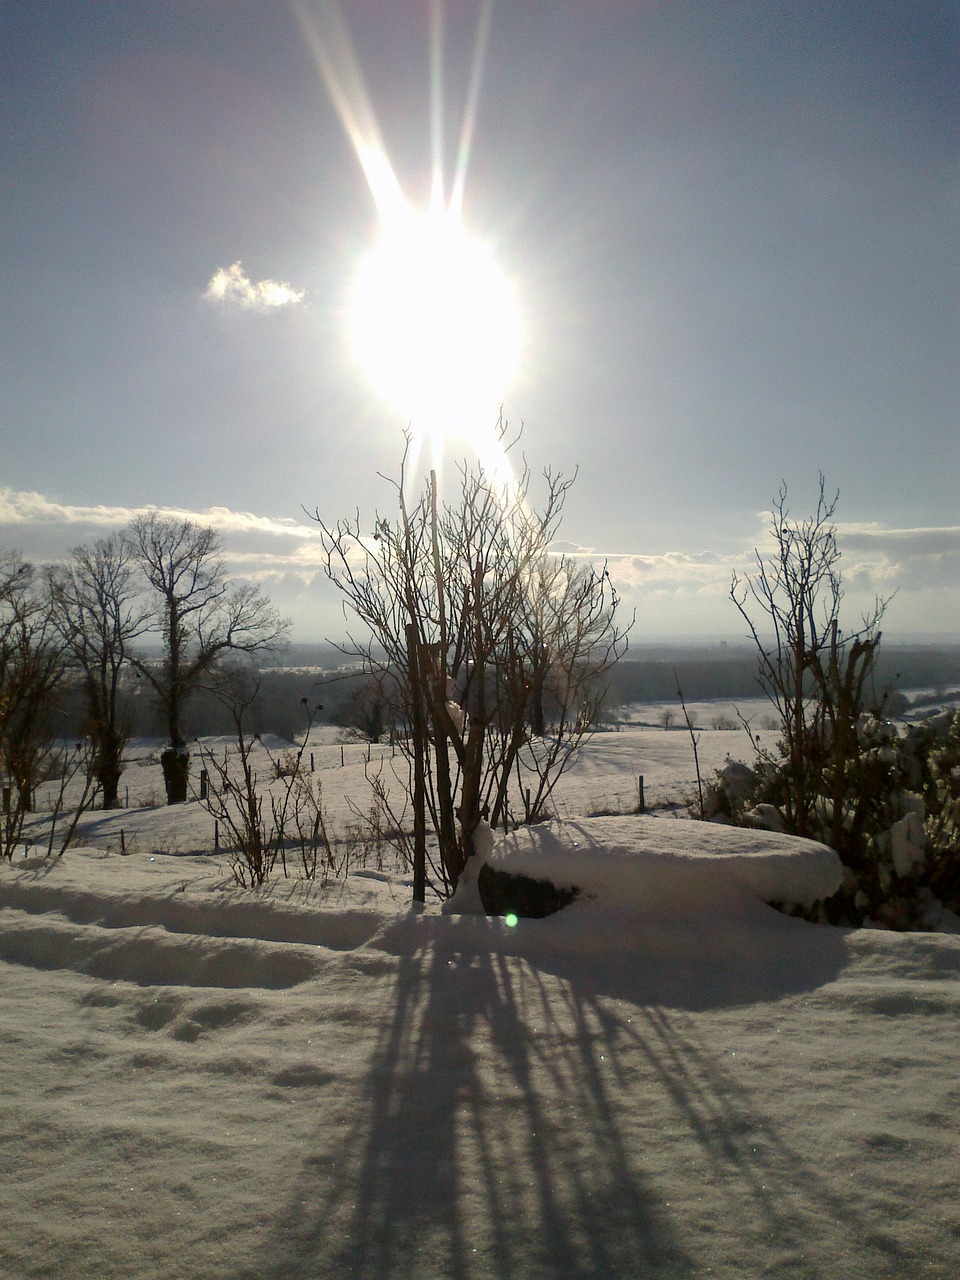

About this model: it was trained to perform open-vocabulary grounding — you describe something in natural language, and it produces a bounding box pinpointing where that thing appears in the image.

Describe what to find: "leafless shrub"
[313,418,631,900]
[193,669,327,887]
[730,476,895,864]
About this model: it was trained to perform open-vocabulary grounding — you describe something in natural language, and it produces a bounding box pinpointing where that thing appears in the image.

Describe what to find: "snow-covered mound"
[449,815,842,918]
[0,851,402,989]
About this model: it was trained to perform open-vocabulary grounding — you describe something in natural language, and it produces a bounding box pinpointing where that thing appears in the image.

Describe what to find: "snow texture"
[2,725,959,1280]
[480,814,843,910]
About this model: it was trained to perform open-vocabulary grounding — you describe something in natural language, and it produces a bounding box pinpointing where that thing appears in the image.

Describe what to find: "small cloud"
[204,261,305,310]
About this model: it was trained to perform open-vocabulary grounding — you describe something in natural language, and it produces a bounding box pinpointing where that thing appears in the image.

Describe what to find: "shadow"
[248,918,693,1280]
[249,906,927,1279]
[244,902,926,1280]
[508,906,852,1012]
[598,1006,921,1278]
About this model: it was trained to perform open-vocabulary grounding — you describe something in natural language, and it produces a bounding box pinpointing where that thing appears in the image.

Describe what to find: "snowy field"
[2,715,960,1279]
[13,703,780,861]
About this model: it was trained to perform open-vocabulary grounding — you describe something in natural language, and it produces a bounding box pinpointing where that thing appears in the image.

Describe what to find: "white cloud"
[547,541,748,599]
[2,492,957,638]
[0,489,135,530]
[835,525,960,599]
[0,489,318,540]
[837,523,960,557]
[203,262,305,310]
[0,491,330,583]
[549,526,960,639]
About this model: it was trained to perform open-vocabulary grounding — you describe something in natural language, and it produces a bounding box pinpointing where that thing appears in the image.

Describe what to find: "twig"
[674,668,704,819]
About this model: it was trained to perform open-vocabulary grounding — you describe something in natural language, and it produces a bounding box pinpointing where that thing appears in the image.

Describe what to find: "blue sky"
[2,1,958,640]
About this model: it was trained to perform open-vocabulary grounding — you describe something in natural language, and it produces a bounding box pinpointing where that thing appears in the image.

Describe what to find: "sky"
[1,0,958,642]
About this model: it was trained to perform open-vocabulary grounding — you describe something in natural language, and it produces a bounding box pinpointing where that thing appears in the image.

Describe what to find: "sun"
[295,0,522,477]
[349,208,519,446]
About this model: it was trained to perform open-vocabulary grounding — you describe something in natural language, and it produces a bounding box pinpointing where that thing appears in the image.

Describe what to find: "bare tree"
[730,477,891,855]
[48,534,150,808]
[336,676,389,743]
[130,513,290,803]
[315,424,630,899]
[0,553,70,856]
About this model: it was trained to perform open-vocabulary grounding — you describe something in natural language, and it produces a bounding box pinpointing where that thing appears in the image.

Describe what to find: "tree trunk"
[99,760,123,809]
[406,624,427,903]
[161,747,190,804]
[95,724,125,809]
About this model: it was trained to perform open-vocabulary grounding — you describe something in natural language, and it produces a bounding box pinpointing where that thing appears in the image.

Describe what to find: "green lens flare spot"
[504,913,519,928]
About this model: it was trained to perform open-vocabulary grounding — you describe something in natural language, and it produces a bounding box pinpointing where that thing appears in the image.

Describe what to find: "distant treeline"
[47,645,960,743]
[51,668,363,744]
[606,645,960,711]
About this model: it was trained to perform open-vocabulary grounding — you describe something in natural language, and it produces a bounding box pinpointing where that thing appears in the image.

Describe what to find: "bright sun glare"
[350,211,519,437]
[295,0,519,477]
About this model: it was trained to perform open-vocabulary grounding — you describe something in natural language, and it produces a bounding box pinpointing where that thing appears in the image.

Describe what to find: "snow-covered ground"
[2,721,959,1279]
[12,718,779,860]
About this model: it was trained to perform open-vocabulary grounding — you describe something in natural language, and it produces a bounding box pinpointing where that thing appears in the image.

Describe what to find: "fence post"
[199,770,208,800]
[637,775,645,813]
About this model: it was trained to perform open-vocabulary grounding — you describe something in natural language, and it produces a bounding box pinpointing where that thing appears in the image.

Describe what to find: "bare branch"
[311,421,631,897]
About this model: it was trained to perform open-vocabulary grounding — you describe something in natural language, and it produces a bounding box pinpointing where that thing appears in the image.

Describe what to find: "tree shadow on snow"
[246,911,907,1280]
[247,916,695,1280]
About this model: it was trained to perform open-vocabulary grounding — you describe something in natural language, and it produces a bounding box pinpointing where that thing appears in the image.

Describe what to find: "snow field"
[17,721,780,862]
[2,721,959,1279]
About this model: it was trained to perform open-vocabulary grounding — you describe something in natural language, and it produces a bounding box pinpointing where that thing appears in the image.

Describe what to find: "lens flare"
[294,0,519,485]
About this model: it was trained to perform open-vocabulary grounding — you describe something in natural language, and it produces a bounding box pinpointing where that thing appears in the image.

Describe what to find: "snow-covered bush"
[721,478,960,929]
[706,711,960,929]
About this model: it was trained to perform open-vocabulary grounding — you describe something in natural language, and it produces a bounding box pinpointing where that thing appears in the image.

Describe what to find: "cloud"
[837,523,960,558]
[2,491,957,638]
[835,524,960,597]
[548,541,747,597]
[551,526,960,638]
[0,489,329,578]
[0,489,317,539]
[203,261,305,310]
[0,489,135,530]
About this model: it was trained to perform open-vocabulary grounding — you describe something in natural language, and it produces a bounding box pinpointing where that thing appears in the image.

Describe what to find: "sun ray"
[295,0,521,501]
[429,0,446,218]
[450,0,494,220]
[291,0,405,225]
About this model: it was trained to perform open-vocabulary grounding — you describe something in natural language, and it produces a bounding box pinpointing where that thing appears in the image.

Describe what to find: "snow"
[473,814,843,909]
[884,811,927,879]
[2,725,960,1279]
